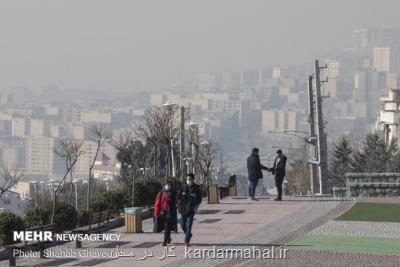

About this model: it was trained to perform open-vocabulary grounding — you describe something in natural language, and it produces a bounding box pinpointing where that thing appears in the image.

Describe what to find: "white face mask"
[186,180,193,185]
[164,185,171,191]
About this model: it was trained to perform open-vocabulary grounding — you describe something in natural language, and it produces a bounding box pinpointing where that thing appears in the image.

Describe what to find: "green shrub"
[24,206,50,227]
[24,202,77,232]
[91,190,129,214]
[52,202,78,232]
[77,209,92,227]
[0,212,25,246]
[142,179,162,207]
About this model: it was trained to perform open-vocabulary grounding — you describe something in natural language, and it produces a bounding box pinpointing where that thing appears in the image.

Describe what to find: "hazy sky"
[1,0,400,92]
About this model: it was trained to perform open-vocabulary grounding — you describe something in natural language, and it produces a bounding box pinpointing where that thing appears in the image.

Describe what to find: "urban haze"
[1,1,400,214]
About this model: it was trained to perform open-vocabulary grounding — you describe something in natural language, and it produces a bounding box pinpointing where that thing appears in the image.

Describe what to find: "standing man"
[247,148,269,201]
[269,149,287,201]
[178,173,202,246]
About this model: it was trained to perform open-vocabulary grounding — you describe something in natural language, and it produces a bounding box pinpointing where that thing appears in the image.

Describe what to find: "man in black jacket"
[247,148,269,201]
[178,173,202,246]
[269,149,287,201]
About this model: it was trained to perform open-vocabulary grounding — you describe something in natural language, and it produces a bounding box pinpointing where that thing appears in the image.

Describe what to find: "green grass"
[289,235,400,255]
[335,202,400,223]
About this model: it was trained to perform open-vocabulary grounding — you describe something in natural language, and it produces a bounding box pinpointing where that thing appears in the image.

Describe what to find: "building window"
[3,199,11,205]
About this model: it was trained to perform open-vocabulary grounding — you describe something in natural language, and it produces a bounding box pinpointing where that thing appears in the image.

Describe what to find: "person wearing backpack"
[153,181,178,246]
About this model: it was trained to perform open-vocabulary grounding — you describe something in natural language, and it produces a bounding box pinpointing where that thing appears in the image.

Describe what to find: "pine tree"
[351,132,396,173]
[329,136,353,187]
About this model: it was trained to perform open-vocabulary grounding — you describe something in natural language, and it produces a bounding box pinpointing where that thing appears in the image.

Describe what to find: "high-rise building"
[261,109,299,132]
[222,72,241,91]
[373,47,400,72]
[11,118,26,137]
[25,136,54,175]
[354,71,386,118]
[353,27,400,50]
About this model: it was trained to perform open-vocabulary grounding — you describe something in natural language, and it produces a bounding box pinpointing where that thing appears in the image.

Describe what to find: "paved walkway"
[2,197,313,267]
[5,197,400,267]
[307,220,400,239]
[232,250,400,267]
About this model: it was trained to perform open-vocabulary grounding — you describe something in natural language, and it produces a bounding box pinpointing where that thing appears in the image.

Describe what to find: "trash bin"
[208,185,219,204]
[228,175,237,197]
[219,186,229,199]
[124,207,143,233]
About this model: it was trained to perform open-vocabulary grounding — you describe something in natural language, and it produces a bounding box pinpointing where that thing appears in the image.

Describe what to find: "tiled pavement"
[307,220,400,239]
[1,198,312,267]
[230,250,400,267]
[4,197,400,267]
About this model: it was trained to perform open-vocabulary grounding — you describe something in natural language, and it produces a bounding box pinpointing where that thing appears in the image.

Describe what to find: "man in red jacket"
[153,182,178,246]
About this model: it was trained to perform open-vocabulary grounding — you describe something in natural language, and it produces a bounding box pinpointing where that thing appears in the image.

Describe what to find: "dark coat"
[247,153,268,182]
[178,183,202,216]
[270,155,287,178]
[153,190,178,233]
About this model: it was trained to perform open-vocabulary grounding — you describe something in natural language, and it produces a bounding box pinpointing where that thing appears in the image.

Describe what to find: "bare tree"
[87,124,111,210]
[153,107,180,179]
[135,107,180,179]
[135,109,161,178]
[0,166,22,199]
[110,128,136,182]
[197,140,221,185]
[285,142,311,195]
[52,139,84,223]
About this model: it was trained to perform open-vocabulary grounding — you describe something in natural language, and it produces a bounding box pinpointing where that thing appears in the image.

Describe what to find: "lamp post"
[183,157,192,178]
[187,121,200,174]
[162,101,191,181]
[30,181,38,208]
[39,181,45,205]
[72,179,80,209]
[48,179,56,201]
[128,164,136,207]
[162,101,178,178]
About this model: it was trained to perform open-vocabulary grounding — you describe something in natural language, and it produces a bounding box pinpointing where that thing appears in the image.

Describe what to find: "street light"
[162,101,179,178]
[39,181,45,205]
[187,121,200,174]
[29,181,38,208]
[200,140,210,146]
[72,179,80,209]
[183,157,192,177]
[162,101,192,181]
[271,146,299,150]
[283,130,309,134]
[128,164,136,207]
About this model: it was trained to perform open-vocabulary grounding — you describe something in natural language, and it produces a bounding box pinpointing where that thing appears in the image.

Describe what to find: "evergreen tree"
[328,136,353,187]
[351,132,396,173]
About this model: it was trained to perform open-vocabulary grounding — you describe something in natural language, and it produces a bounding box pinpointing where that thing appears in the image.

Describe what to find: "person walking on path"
[178,173,202,246]
[153,181,178,246]
[247,148,269,201]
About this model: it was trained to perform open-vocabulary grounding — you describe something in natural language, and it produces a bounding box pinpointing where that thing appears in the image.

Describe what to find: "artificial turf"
[335,202,400,223]
[289,235,400,255]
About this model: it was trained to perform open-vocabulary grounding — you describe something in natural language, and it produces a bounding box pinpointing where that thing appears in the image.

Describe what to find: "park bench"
[5,223,57,267]
[72,210,111,248]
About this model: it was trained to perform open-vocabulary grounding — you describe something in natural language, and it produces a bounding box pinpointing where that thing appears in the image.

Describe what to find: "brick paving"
[1,198,311,267]
[307,220,400,239]
[4,197,400,267]
[354,197,400,204]
[229,250,400,267]
[166,200,352,267]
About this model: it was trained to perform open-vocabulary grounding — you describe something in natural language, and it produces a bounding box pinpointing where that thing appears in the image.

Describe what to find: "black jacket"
[247,153,268,182]
[270,155,287,178]
[178,183,202,216]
